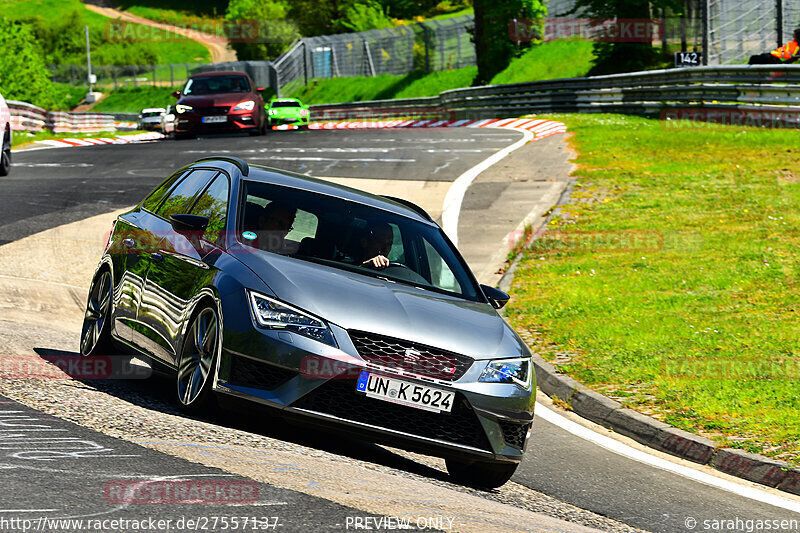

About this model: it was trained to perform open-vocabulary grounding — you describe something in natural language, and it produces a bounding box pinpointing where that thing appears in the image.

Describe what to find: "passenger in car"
[257,201,298,254]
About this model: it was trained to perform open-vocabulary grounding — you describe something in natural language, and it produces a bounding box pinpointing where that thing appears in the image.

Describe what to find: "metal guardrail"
[8,100,117,134]
[310,65,800,122]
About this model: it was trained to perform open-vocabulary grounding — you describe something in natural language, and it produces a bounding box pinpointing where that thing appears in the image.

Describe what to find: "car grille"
[291,379,492,451]
[195,106,230,115]
[228,355,296,390]
[498,420,531,450]
[348,330,473,381]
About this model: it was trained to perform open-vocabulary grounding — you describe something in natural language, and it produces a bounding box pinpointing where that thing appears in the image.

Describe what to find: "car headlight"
[300,109,309,116]
[248,291,336,347]
[233,100,255,111]
[479,357,532,388]
[175,104,193,114]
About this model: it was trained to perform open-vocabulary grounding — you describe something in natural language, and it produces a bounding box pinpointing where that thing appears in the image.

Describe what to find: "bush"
[0,18,66,109]
[225,0,300,59]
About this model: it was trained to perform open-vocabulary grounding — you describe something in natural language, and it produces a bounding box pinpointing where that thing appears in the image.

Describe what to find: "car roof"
[190,70,250,79]
[189,158,434,225]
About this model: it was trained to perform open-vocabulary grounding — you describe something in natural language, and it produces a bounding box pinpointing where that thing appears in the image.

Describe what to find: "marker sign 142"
[675,51,702,67]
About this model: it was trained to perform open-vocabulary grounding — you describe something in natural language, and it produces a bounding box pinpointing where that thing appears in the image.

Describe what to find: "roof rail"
[382,196,433,222]
[194,156,249,177]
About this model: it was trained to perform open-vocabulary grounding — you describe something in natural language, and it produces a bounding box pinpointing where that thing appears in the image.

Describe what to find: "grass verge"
[287,39,595,105]
[12,130,150,149]
[0,0,209,64]
[505,113,800,464]
[287,68,477,105]
[92,86,176,113]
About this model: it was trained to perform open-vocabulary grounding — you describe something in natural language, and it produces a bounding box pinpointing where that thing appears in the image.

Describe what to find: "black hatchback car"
[80,157,535,488]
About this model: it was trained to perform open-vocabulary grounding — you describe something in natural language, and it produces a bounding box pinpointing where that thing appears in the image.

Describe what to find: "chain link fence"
[49,2,800,98]
[267,14,475,95]
[550,0,797,65]
[49,63,209,90]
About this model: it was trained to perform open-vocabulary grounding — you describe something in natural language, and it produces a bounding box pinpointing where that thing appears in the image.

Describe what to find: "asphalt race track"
[2,129,799,532]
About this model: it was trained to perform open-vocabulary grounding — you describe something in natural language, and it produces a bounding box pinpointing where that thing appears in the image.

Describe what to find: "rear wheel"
[445,458,519,489]
[0,128,11,176]
[176,304,219,412]
[80,270,114,356]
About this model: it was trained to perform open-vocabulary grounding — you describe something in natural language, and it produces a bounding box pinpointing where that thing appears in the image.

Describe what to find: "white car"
[160,105,176,135]
[139,107,166,131]
[0,93,10,176]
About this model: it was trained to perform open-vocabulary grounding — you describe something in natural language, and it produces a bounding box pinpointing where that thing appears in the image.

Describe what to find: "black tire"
[445,458,519,489]
[176,304,220,413]
[80,270,114,356]
[174,132,195,140]
[0,128,11,177]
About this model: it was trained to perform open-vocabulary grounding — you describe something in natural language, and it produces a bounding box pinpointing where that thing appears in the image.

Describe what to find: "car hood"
[179,93,255,107]
[233,245,529,360]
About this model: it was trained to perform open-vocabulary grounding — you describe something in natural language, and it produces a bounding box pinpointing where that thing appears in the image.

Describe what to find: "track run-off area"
[0,126,799,533]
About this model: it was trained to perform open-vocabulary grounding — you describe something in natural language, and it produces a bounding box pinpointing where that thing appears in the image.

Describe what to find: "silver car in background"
[138,107,165,131]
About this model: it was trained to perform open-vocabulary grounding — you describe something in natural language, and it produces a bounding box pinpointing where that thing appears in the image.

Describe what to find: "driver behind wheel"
[358,222,393,269]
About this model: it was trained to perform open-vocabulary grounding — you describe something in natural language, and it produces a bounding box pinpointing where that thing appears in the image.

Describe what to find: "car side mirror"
[172,90,181,99]
[481,284,510,309]
[170,214,208,232]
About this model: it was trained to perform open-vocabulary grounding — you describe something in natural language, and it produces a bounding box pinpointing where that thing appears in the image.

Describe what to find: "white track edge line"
[535,402,800,514]
[441,126,534,246]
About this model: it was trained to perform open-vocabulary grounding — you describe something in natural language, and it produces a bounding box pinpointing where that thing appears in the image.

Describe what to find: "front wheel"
[445,458,519,489]
[80,270,114,356]
[176,305,220,412]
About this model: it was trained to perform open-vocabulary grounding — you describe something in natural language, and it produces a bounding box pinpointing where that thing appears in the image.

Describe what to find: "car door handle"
[152,253,164,263]
[123,238,136,248]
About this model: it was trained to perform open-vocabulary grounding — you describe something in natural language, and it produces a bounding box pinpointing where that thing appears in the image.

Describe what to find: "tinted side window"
[141,170,185,213]
[190,174,229,245]
[156,170,218,219]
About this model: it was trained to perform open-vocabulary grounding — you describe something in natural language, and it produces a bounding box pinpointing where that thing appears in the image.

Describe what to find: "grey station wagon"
[80,156,535,488]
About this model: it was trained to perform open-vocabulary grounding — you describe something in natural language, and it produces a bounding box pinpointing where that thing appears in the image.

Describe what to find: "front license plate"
[202,115,227,123]
[356,372,454,413]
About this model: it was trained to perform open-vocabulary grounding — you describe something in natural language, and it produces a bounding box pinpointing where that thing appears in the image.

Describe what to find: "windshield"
[271,100,301,108]
[141,111,163,117]
[184,75,251,95]
[238,181,480,302]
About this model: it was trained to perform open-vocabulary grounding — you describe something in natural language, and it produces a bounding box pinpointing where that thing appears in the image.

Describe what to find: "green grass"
[12,129,148,148]
[490,39,596,84]
[114,0,226,29]
[287,38,595,105]
[0,0,209,64]
[287,67,477,104]
[92,86,175,113]
[505,113,800,464]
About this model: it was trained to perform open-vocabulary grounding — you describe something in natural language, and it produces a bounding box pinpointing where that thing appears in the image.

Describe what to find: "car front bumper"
[214,301,535,463]
[268,115,310,126]
[175,112,260,133]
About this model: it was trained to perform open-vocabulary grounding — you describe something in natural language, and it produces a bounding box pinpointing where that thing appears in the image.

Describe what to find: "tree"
[472,0,546,85]
[289,0,394,36]
[0,18,61,108]
[574,0,683,74]
[225,0,301,60]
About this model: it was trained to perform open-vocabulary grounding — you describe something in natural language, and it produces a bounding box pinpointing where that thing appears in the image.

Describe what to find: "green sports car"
[267,98,310,128]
